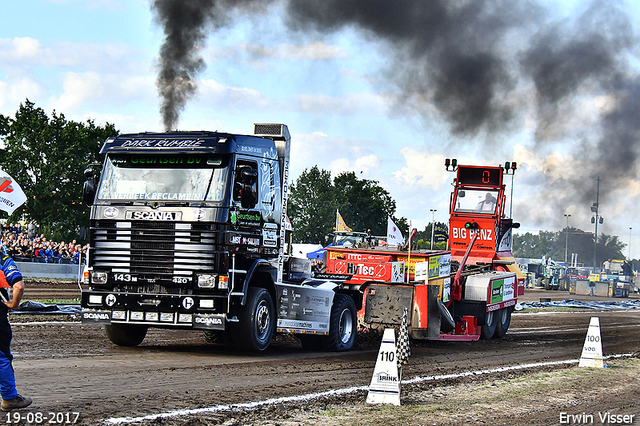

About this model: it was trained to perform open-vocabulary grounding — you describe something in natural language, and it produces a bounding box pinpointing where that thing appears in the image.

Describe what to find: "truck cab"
[81,124,361,352]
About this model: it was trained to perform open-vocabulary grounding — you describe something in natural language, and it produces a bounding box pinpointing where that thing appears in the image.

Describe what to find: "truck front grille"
[92,220,223,281]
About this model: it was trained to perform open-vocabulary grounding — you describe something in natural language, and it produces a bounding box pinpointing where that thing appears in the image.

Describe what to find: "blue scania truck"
[81,124,361,352]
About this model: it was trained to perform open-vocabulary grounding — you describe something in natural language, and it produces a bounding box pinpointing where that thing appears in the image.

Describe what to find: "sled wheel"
[480,309,497,340]
[493,307,512,338]
[105,324,148,347]
[323,294,357,352]
[438,299,455,334]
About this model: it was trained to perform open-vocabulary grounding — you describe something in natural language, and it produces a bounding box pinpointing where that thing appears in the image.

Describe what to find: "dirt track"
[7,282,640,425]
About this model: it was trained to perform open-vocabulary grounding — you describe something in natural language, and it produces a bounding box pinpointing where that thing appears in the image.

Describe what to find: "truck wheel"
[104,324,148,347]
[480,310,497,340]
[323,294,357,352]
[493,307,512,338]
[233,287,275,352]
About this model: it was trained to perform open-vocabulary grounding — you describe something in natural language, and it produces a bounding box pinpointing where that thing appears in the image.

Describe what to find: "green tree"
[0,100,117,241]
[288,166,337,244]
[513,228,626,268]
[596,234,626,265]
[288,168,403,244]
[334,171,397,237]
[414,222,449,249]
[512,230,557,259]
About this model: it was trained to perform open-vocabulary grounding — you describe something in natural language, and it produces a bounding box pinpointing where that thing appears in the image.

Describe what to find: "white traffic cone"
[366,328,401,406]
[578,317,604,368]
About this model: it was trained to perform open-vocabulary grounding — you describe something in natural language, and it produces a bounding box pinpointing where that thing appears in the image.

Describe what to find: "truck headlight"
[197,274,217,288]
[88,295,102,304]
[91,271,108,285]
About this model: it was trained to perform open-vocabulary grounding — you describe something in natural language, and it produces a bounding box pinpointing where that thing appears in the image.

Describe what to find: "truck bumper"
[81,291,226,331]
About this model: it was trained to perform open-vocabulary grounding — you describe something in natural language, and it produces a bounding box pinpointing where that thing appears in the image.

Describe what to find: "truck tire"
[104,324,148,347]
[493,307,512,338]
[232,287,275,352]
[480,310,497,340]
[323,294,357,352]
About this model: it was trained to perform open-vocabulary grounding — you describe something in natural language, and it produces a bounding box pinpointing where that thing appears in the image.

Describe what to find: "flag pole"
[407,220,411,282]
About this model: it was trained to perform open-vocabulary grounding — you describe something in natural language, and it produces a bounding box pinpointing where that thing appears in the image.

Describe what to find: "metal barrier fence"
[16,261,83,280]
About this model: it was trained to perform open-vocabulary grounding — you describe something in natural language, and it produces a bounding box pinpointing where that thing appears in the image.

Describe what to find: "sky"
[1,0,640,262]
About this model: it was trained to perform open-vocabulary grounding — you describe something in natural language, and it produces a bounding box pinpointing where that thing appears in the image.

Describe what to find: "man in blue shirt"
[0,251,31,411]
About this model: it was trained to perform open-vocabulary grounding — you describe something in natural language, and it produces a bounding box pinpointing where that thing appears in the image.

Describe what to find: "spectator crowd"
[0,222,87,264]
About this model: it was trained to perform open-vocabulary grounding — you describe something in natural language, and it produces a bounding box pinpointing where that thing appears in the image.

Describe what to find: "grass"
[306,358,640,426]
[26,298,80,305]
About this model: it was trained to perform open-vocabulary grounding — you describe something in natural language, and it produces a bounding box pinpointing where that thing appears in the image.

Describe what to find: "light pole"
[564,214,571,265]
[591,177,602,270]
[430,209,437,249]
[629,227,632,260]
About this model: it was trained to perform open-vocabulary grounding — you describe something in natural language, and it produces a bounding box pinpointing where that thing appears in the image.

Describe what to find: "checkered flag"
[396,306,411,369]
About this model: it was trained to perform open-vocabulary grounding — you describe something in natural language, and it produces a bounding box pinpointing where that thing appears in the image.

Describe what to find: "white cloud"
[355,155,380,174]
[0,77,45,113]
[242,41,349,61]
[295,92,390,115]
[54,71,104,111]
[0,37,144,73]
[328,158,351,175]
[289,131,384,180]
[392,148,449,189]
[199,79,272,110]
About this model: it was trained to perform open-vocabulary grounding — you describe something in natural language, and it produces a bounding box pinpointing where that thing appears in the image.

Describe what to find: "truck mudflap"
[82,308,227,330]
[275,279,339,335]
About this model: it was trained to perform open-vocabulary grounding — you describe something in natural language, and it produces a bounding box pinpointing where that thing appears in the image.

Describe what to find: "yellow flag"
[336,210,352,232]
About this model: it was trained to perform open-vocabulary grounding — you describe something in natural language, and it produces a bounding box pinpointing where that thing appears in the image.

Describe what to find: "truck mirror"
[241,182,257,208]
[84,166,94,179]
[233,165,258,208]
[241,168,258,184]
[82,179,96,206]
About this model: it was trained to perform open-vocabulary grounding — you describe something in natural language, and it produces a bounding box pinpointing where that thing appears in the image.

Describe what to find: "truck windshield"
[97,154,228,202]
[454,189,499,214]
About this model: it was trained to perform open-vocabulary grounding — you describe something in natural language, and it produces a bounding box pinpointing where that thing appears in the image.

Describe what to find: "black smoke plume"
[152,0,216,131]
[151,0,640,230]
[286,0,541,136]
[152,0,263,131]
